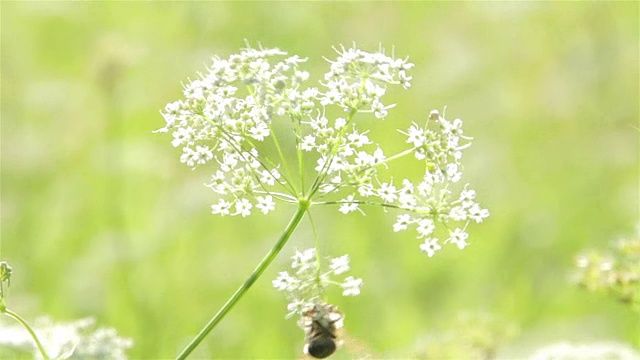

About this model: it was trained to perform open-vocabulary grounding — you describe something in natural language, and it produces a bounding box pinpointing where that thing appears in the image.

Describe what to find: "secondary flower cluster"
[312,108,489,257]
[321,45,413,117]
[394,110,490,256]
[272,248,363,318]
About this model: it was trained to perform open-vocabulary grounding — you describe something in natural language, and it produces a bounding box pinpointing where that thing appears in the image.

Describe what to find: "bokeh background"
[2,2,638,359]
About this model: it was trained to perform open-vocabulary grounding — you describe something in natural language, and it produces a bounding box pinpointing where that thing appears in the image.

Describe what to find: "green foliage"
[1,2,638,358]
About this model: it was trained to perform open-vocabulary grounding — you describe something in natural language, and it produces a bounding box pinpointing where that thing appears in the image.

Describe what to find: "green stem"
[380,146,417,165]
[270,124,298,195]
[175,202,309,360]
[3,308,50,360]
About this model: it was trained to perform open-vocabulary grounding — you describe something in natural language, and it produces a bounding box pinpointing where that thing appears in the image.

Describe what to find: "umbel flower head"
[157,44,489,256]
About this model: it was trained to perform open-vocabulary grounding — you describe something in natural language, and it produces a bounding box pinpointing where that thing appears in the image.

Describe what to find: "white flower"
[258,169,278,186]
[179,147,197,167]
[285,299,306,318]
[234,198,252,217]
[330,255,350,275]
[256,195,275,214]
[377,182,397,203]
[341,276,363,296]
[300,135,316,151]
[448,228,469,249]
[420,238,441,257]
[347,130,371,148]
[272,271,296,291]
[393,214,413,232]
[292,248,316,271]
[211,199,232,216]
[249,122,270,141]
[354,151,374,167]
[449,206,467,221]
[416,218,435,238]
[357,182,375,197]
[446,163,462,183]
[171,127,195,147]
[339,195,359,214]
[372,100,395,119]
[460,187,476,201]
[402,123,426,147]
[468,203,490,223]
[370,147,386,165]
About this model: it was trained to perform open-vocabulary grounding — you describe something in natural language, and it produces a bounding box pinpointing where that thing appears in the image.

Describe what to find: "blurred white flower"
[420,238,442,257]
[330,255,350,275]
[0,317,132,360]
[530,341,640,360]
[341,276,363,296]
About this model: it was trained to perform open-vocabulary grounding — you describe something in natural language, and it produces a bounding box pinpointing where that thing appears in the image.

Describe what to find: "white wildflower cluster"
[298,47,414,200]
[393,110,490,256]
[158,44,489,256]
[157,45,314,217]
[320,45,413,117]
[272,249,363,318]
[313,108,489,257]
[0,317,133,359]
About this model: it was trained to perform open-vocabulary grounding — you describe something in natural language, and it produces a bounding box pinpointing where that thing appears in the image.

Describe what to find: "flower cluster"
[0,317,133,360]
[158,44,489,256]
[272,249,363,318]
[393,110,490,256]
[312,108,490,256]
[320,45,413,117]
[157,45,313,216]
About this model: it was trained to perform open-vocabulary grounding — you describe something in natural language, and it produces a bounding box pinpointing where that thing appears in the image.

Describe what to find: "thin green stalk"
[3,308,50,360]
[176,202,309,360]
[270,125,298,195]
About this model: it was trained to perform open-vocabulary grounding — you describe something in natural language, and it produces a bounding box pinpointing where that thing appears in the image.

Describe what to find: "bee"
[298,303,344,359]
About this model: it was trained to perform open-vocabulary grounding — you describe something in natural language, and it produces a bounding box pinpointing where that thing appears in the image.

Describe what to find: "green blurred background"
[2,2,638,359]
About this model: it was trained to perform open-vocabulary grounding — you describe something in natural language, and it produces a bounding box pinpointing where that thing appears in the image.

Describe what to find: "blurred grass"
[1,2,638,359]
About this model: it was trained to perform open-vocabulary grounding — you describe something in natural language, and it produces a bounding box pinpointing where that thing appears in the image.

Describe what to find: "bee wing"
[339,329,378,359]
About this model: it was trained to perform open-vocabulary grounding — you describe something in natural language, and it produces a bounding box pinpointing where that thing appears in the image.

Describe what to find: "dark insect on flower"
[298,303,344,359]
